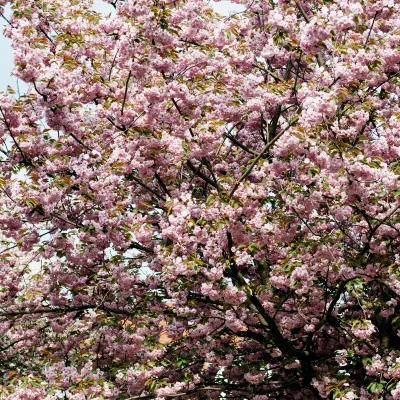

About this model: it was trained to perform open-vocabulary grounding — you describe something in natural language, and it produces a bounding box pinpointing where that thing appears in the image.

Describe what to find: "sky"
[0,0,244,93]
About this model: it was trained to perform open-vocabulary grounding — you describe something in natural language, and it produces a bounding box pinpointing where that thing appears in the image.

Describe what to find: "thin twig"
[121,70,132,115]
[228,129,284,199]
[108,48,120,81]
[129,173,166,202]
[0,11,14,28]
[171,98,195,137]
[364,11,378,48]
[294,1,324,66]
[154,172,171,197]
[252,63,282,82]
[294,0,309,22]
[69,131,92,151]
[0,106,32,166]
[224,132,258,155]
[39,28,54,43]
[187,160,219,189]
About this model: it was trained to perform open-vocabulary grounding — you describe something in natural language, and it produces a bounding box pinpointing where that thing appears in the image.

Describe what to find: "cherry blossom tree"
[0,0,400,398]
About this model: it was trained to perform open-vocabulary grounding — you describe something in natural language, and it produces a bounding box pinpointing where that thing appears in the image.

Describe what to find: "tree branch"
[187,159,219,189]
[229,123,284,198]
[0,106,32,166]
[121,70,132,115]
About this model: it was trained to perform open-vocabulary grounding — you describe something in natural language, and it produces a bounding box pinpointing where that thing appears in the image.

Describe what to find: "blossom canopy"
[1,0,400,399]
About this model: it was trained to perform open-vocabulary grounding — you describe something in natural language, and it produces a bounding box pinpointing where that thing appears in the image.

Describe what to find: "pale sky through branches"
[0,0,244,92]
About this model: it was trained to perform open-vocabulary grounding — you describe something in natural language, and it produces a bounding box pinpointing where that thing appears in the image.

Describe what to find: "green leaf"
[7,85,16,94]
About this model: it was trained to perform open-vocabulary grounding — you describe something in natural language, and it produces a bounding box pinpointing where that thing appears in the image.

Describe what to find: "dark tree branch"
[121,70,132,115]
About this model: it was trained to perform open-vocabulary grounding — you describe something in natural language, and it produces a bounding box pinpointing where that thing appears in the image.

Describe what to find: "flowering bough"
[0,0,400,398]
